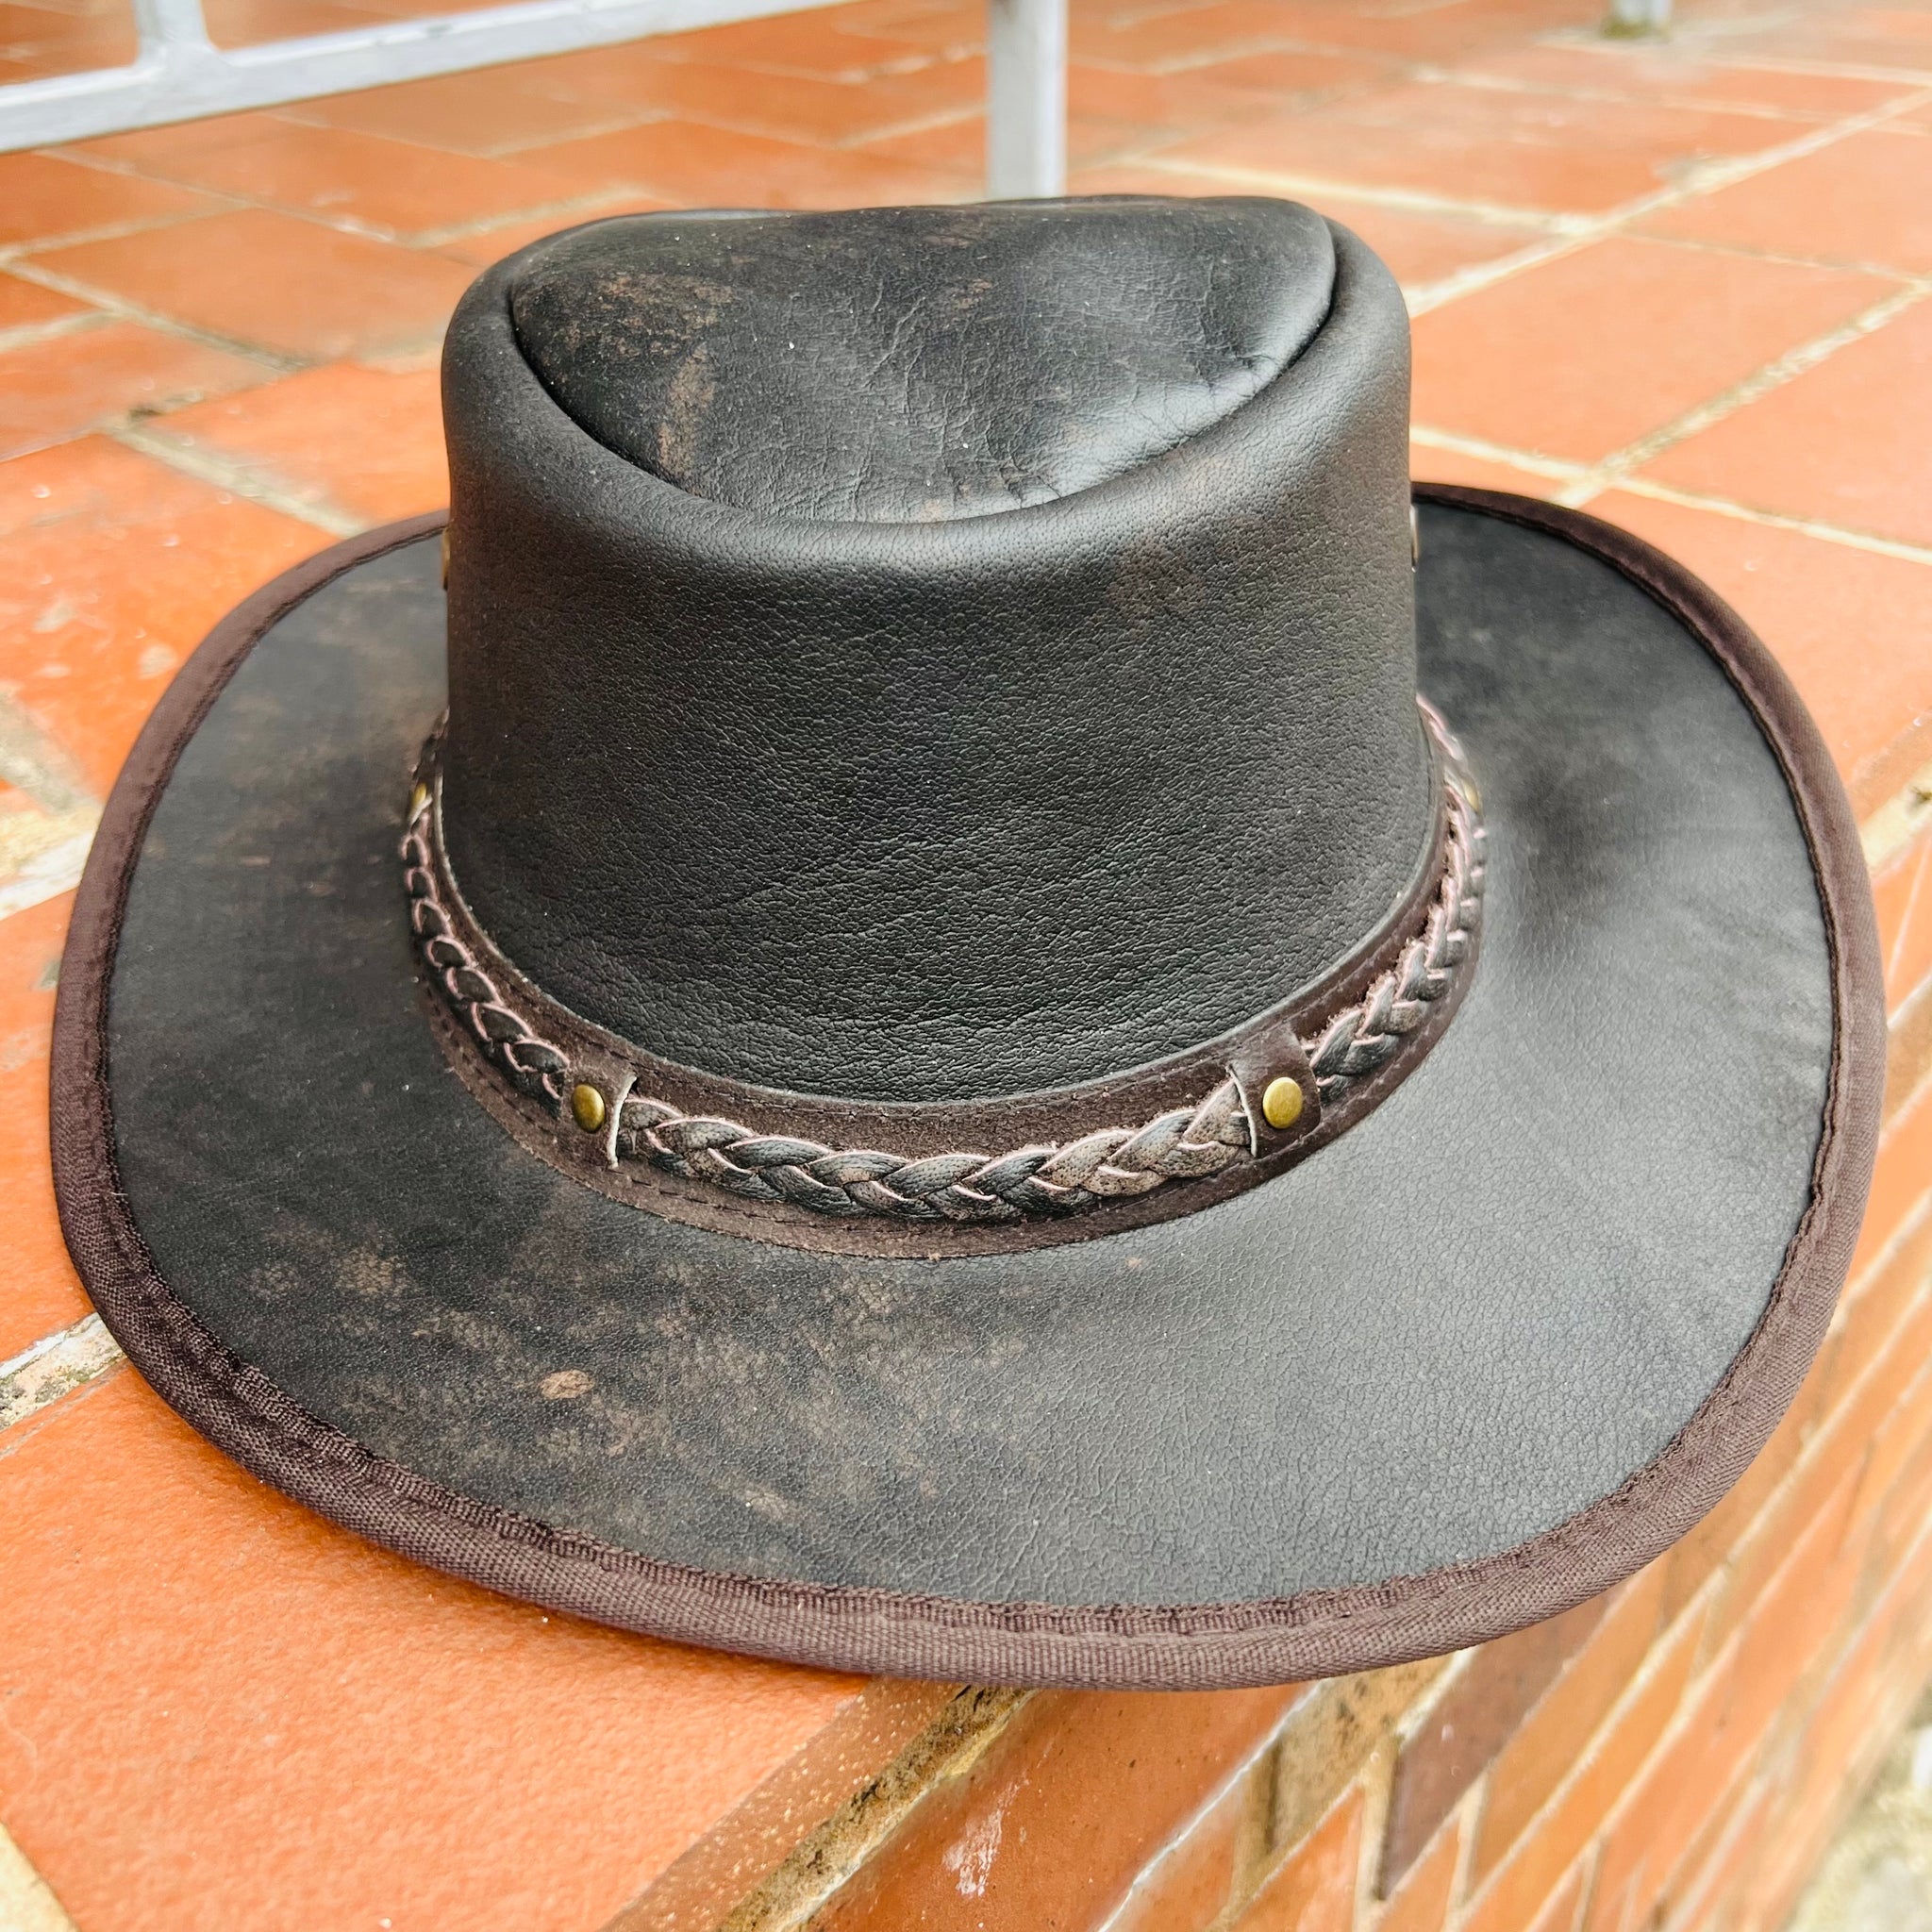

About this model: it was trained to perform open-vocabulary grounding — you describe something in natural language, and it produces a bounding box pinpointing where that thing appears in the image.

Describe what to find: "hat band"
[401,700,1484,1257]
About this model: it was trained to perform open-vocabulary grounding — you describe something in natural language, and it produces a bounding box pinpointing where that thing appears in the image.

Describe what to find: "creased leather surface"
[442,202,1429,1102]
[103,508,1835,1611]
[508,200,1336,523]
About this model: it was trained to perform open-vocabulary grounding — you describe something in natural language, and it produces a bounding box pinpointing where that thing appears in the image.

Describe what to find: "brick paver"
[2,0,1931,1925]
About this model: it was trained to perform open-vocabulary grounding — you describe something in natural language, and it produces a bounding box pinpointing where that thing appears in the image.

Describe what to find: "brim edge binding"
[47,489,1886,1690]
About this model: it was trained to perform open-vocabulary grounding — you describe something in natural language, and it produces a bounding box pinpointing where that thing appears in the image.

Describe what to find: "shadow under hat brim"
[52,489,1883,1690]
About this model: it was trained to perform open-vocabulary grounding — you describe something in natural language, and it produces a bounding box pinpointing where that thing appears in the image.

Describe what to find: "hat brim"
[52,488,1883,1690]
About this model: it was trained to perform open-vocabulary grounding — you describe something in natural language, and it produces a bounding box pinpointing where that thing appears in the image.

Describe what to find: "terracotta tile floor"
[3,0,1932,1924]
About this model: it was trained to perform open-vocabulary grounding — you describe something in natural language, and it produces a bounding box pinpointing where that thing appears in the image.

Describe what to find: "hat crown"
[507,200,1336,525]
[438,196,1428,1104]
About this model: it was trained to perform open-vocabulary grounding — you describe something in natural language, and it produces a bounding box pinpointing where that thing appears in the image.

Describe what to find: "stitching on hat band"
[402,701,1483,1225]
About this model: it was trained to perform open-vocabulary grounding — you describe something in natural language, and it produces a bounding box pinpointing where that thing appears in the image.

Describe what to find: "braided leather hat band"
[402,700,1484,1255]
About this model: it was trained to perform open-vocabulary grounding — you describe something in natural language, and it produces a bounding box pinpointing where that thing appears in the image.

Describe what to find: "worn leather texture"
[97,507,1840,1623]
[508,200,1337,523]
[440,200,1432,1103]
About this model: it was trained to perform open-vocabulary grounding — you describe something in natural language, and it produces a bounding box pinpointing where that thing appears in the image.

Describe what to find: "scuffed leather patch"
[507,200,1335,525]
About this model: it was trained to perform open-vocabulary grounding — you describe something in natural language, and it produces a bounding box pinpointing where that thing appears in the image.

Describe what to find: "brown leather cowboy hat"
[53,196,1883,1689]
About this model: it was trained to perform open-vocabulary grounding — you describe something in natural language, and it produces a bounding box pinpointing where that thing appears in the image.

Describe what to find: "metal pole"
[1605,0,1670,36]
[129,0,216,56]
[986,0,1066,200]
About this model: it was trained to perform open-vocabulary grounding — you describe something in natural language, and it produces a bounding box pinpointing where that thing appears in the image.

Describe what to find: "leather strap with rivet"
[402,700,1484,1257]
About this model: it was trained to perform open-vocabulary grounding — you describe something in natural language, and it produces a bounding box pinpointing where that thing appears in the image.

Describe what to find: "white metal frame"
[0,0,1068,194]
[985,0,1061,198]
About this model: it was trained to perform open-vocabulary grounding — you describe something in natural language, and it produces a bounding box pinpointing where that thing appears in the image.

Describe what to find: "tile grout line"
[0,211,219,271]
[1394,63,1932,311]
[11,149,691,295]
[1123,35,1401,76]
[0,308,114,358]
[1606,480,1932,569]
[1398,229,1591,318]
[839,100,983,149]
[0,691,96,819]
[1,256,302,372]
[1740,56,1932,87]
[408,181,670,248]
[1123,154,1593,229]
[110,421,370,535]
[1605,224,1928,282]
[1408,62,1917,125]
[1547,278,1932,507]
[0,194,253,269]
[456,121,668,162]
[1408,423,1932,568]
[1136,79,1932,318]
[236,98,672,164]
[1607,43,1932,87]
[13,158,647,262]
[1442,60,1932,289]
[0,1313,124,1435]
[463,108,673,160]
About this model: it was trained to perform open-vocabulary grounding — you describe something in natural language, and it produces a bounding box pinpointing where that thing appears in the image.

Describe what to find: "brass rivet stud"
[408,781,429,819]
[571,1083,607,1134]
[1261,1077,1305,1132]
